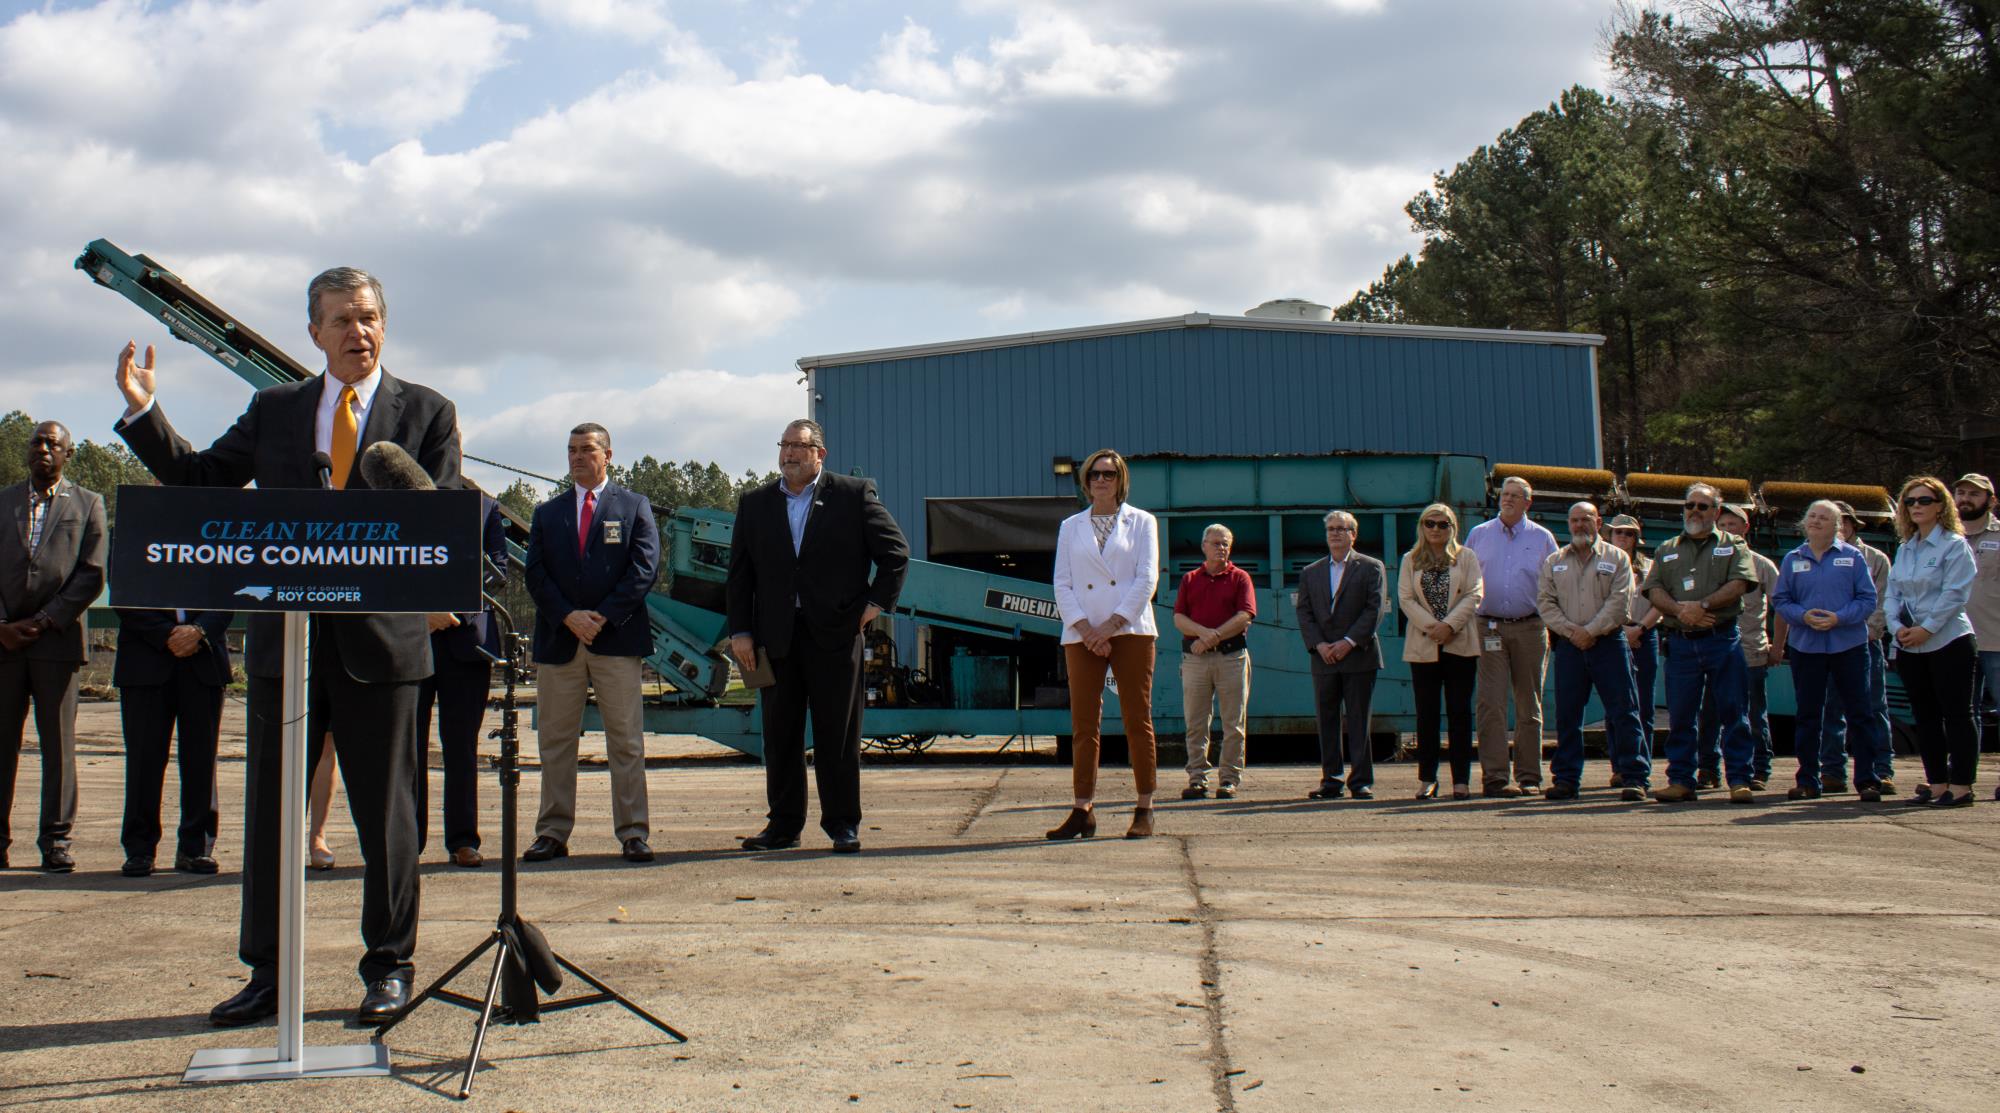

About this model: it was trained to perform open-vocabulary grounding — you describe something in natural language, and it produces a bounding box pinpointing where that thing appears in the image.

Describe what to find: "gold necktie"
[329,385,358,489]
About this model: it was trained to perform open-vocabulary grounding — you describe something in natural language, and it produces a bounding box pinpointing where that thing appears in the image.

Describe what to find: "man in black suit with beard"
[727,418,907,854]
[114,266,460,1027]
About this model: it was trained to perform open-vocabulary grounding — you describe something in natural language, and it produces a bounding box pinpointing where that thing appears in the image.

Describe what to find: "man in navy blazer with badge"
[727,418,907,854]
[1297,509,1387,800]
[114,266,460,1027]
[114,606,232,877]
[523,424,659,865]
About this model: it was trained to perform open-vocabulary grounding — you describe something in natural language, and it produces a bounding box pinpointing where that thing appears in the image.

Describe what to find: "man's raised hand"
[116,342,157,417]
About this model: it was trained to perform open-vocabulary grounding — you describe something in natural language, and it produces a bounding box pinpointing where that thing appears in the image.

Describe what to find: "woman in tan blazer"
[1398,503,1484,799]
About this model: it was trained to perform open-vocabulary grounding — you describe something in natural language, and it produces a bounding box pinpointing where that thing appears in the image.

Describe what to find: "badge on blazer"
[603,519,624,545]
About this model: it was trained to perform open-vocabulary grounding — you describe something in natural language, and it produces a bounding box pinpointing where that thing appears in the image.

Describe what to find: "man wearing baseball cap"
[1820,502,1895,797]
[1696,504,1785,791]
[1953,473,2000,799]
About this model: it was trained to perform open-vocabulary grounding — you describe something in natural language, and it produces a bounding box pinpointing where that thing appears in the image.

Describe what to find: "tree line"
[1335,0,1998,484]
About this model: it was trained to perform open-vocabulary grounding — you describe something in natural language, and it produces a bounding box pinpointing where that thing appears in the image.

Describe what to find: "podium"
[109,485,480,1084]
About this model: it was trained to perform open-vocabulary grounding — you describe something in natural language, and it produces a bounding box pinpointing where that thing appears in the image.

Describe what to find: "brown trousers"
[1064,636,1158,800]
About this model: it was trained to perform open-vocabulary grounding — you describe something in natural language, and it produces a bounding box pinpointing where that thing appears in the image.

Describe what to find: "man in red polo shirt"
[1174,524,1258,799]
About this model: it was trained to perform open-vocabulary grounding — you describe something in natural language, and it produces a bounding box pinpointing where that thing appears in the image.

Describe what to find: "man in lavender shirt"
[1463,476,1559,796]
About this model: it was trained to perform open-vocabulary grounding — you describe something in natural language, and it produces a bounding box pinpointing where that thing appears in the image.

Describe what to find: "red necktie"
[578,490,595,556]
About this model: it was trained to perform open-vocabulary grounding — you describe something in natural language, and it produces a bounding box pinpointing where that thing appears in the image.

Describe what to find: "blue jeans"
[1551,637,1651,787]
[1630,627,1658,722]
[1699,661,1771,781]
[1791,645,1889,790]
[1821,636,1893,783]
[1979,649,2000,718]
[1666,628,1755,788]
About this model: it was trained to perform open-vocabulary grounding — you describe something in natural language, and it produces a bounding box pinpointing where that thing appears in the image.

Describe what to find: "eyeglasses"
[1087,470,1118,482]
[1683,501,1714,511]
[777,440,818,451]
[1326,526,1355,534]
[1903,495,1941,507]
[1420,520,1451,530]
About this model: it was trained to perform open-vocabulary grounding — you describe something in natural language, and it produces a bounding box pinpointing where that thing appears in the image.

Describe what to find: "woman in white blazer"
[1397,503,1484,800]
[1048,449,1161,840]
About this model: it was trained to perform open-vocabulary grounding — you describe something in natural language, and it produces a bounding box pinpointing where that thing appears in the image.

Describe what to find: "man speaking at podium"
[113,267,460,1027]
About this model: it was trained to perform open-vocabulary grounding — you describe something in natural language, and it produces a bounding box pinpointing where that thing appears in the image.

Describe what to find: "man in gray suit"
[0,421,108,872]
[1297,509,1385,800]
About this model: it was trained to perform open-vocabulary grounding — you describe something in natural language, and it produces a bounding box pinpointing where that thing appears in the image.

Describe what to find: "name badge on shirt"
[1980,539,2000,552]
[1793,561,1812,573]
[1662,552,1680,562]
[1682,577,1697,592]
[1832,556,1854,567]
[1553,563,1569,572]
[1483,636,1503,652]
[1596,561,1616,574]
[1714,545,1735,555]
[603,519,624,545]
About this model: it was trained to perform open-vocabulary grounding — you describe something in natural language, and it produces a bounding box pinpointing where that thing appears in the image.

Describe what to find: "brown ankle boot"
[1045,807,1096,840]
[1124,808,1155,839]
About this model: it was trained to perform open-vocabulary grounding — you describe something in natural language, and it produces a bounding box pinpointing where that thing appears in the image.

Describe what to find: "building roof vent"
[1244,298,1333,322]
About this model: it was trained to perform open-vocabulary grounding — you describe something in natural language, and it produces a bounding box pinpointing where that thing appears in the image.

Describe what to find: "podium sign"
[109,486,481,613]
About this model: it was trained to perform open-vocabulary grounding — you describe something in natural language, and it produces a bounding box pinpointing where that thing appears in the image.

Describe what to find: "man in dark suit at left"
[113,266,460,1027]
[1296,509,1387,800]
[0,421,107,873]
[114,606,232,877]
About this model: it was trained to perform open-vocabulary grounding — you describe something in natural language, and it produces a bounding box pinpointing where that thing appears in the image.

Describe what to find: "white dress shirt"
[314,368,383,457]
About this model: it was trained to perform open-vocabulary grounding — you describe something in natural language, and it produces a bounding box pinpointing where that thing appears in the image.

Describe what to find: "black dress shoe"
[742,828,801,851]
[210,982,279,1028]
[122,855,155,877]
[1307,780,1344,800]
[175,852,219,875]
[522,836,568,862]
[41,848,74,873]
[1544,783,1579,801]
[622,837,655,863]
[829,827,862,854]
[1931,790,1974,809]
[1348,786,1374,800]
[356,976,409,1025]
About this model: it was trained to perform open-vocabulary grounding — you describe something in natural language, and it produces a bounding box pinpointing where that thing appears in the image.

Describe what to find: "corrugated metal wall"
[812,322,1600,559]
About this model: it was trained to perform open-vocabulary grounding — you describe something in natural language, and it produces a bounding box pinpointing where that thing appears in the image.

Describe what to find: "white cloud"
[528,0,673,39]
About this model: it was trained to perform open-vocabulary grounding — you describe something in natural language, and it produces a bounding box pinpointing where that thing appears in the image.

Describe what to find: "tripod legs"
[458,936,510,1099]
[543,950,689,1041]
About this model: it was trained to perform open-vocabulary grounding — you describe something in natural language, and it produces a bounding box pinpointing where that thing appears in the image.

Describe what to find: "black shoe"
[1544,783,1579,801]
[1786,785,1822,800]
[621,837,655,863]
[522,836,568,862]
[1932,790,1975,809]
[122,855,155,877]
[1904,787,1935,806]
[175,852,219,874]
[209,982,278,1028]
[356,976,409,1025]
[1181,785,1208,800]
[1348,786,1374,800]
[1857,784,1883,803]
[1307,780,1344,800]
[829,827,862,854]
[41,848,74,873]
[1215,785,1237,800]
[742,828,800,851]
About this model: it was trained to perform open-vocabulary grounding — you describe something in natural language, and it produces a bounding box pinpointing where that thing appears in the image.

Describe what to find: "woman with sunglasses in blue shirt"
[1883,476,1980,807]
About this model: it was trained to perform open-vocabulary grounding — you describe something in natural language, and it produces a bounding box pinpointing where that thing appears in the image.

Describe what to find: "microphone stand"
[370,593,686,1099]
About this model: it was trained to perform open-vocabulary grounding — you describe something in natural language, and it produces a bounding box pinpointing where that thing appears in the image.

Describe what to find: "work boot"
[1651,784,1698,803]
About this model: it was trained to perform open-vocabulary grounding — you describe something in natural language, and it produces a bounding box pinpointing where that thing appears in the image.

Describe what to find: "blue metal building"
[800,311,1605,561]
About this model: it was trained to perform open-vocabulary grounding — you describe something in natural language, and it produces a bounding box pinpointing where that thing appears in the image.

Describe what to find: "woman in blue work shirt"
[1773,501,1885,800]
[1882,476,1980,808]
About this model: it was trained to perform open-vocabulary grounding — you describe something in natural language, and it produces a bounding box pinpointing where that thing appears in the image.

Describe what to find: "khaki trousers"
[534,647,649,842]
[1182,649,1250,787]
[1064,636,1158,801]
[1475,617,1549,787]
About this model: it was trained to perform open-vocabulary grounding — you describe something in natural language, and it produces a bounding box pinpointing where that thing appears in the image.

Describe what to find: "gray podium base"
[185,1042,391,1082]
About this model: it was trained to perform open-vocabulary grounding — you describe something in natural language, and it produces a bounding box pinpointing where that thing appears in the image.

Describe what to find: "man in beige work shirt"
[1536,502,1650,800]
[1697,505,1786,789]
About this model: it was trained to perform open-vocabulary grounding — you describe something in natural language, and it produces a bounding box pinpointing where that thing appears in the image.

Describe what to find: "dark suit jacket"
[434,497,509,665]
[726,471,909,657]
[1295,552,1386,674]
[116,370,461,682]
[113,608,234,687]
[524,482,659,663]
[0,478,108,665]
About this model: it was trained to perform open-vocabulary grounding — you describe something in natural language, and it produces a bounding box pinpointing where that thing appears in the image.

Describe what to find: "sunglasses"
[1420,520,1451,530]
[1087,470,1118,481]
[1683,501,1714,511]
[1903,495,1941,507]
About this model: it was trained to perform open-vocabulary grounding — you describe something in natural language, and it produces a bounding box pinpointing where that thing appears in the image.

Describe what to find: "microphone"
[358,441,435,491]
[311,451,334,489]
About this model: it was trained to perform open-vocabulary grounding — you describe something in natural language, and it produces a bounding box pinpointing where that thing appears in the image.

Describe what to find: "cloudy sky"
[1,0,1614,494]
